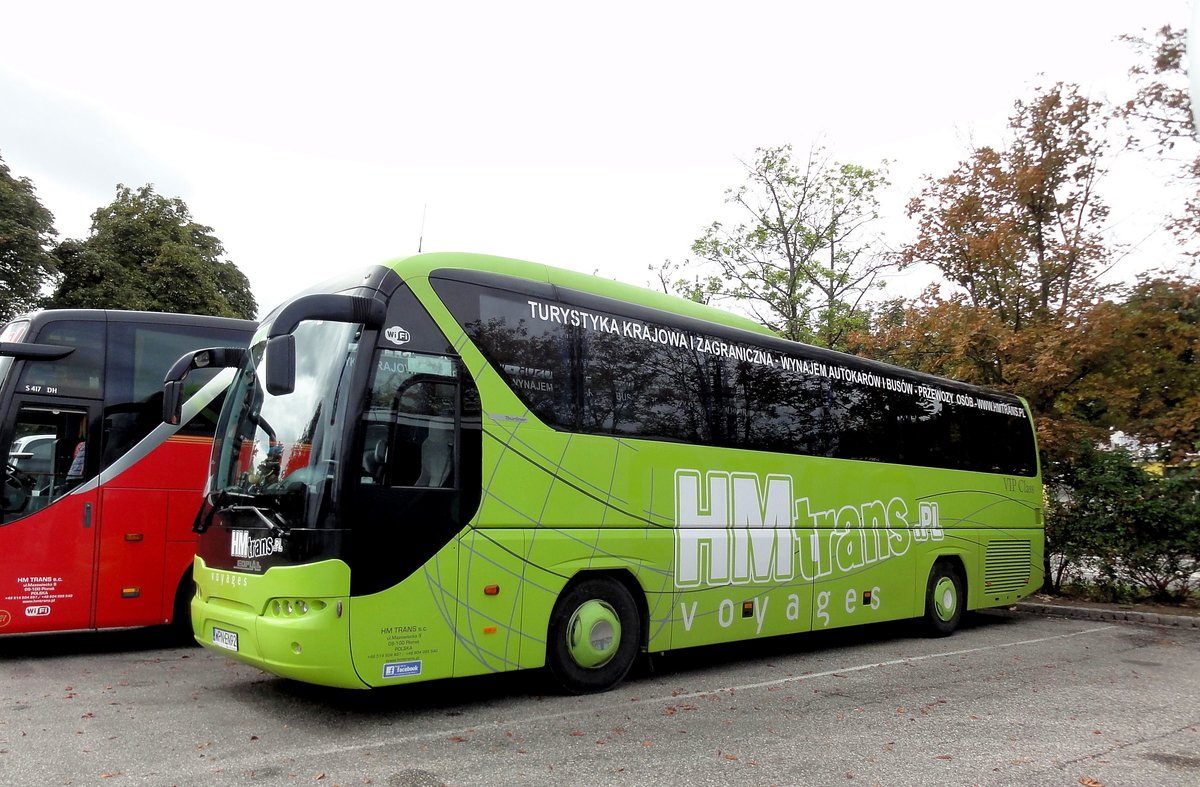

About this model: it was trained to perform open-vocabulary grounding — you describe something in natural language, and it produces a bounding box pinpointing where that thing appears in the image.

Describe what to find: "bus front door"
[0,401,99,634]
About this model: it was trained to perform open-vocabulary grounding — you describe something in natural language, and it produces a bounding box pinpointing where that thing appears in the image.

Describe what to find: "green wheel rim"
[933,576,958,622]
[565,599,621,669]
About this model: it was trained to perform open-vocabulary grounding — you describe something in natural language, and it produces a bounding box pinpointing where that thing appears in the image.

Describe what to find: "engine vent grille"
[985,539,1032,593]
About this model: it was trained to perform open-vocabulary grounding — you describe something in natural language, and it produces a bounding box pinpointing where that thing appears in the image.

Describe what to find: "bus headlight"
[267,598,326,617]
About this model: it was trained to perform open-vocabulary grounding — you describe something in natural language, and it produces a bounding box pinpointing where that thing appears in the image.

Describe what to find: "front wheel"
[169,571,199,645]
[547,577,641,694]
[922,560,965,636]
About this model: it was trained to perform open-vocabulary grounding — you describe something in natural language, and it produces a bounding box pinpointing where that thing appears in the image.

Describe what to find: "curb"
[1015,601,1200,629]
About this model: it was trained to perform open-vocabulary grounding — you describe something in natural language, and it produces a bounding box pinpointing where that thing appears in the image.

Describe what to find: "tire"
[546,577,641,694]
[922,560,965,637]
[170,571,199,645]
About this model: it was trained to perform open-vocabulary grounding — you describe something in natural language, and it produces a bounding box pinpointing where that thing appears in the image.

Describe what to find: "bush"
[1045,444,1200,603]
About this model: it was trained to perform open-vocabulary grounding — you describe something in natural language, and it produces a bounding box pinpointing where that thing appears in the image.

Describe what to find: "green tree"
[0,154,58,320]
[683,144,890,350]
[47,184,256,319]
[860,83,1116,458]
[649,258,719,304]
[901,82,1110,332]
[1061,275,1200,463]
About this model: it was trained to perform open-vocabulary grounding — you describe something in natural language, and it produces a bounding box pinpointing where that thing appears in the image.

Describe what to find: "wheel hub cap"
[934,576,958,622]
[566,600,621,669]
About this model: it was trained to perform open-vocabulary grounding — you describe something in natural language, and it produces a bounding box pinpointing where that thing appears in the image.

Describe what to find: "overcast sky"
[0,1,1191,317]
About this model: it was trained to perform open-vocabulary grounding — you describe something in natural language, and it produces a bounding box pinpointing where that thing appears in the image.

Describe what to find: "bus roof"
[384,252,778,338]
[4,309,256,332]
[252,251,1028,409]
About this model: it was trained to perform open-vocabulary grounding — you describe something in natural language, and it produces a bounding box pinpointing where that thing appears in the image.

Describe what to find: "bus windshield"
[210,319,361,531]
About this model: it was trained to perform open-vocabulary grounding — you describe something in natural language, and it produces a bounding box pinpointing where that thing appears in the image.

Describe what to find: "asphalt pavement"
[1,604,1198,786]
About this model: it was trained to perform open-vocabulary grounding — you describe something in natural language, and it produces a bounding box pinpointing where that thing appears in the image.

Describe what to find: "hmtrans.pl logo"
[382,660,422,679]
[230,530,283,559]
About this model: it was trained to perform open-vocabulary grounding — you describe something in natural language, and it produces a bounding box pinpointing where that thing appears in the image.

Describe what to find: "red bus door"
[0,401,99,634]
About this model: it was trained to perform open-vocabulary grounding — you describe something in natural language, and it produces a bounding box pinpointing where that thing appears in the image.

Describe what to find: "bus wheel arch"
[546,571,644,694]
[922,556,966,637]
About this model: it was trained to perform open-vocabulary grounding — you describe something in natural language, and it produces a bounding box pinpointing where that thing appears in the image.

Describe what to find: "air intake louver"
[985,539,1031,593]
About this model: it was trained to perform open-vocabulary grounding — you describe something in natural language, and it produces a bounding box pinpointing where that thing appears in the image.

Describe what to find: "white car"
[9,433,56,476]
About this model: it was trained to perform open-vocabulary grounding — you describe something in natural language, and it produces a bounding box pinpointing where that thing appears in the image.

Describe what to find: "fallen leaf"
[569,730,584,737]
[1078,778,1103,787]
[935,755,952,761]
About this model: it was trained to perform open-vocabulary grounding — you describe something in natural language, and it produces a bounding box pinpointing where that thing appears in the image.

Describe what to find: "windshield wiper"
[225,504,291,538]
[192,488,292,536]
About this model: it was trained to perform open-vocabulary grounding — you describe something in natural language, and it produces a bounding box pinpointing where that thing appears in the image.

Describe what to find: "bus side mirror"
[261,293,384,397]
[162,346,247,424]
[0,341,74,360]
[265,335,296,396]
[163,380,185,426]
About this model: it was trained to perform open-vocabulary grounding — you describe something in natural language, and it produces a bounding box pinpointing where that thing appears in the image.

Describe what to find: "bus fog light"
[292,642,302,654]
[297,600,308,614]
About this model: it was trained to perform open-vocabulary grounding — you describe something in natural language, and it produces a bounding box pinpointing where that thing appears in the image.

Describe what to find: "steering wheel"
[2,462,34,514]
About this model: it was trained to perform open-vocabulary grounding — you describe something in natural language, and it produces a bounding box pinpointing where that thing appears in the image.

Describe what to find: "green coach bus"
[170,252,1042,692]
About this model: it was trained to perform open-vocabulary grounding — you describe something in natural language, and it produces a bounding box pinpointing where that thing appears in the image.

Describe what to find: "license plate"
[212,627,239,652]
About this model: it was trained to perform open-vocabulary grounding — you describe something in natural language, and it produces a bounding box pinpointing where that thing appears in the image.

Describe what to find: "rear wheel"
[547,577,640,694]
[922,560,964,636]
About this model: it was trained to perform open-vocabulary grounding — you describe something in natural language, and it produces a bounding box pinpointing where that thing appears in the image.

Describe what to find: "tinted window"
[19,320,105,398]
[578,315,720,444]
[434,282,577,427]
[100,322,248,465]
[728,356,828,455]
[432,276,1037,476]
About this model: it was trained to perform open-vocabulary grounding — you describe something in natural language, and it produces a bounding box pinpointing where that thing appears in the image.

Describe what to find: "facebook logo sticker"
[382,660,422,679]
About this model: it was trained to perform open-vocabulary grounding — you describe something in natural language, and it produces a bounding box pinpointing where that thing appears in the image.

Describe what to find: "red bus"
[0,309,253,635]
